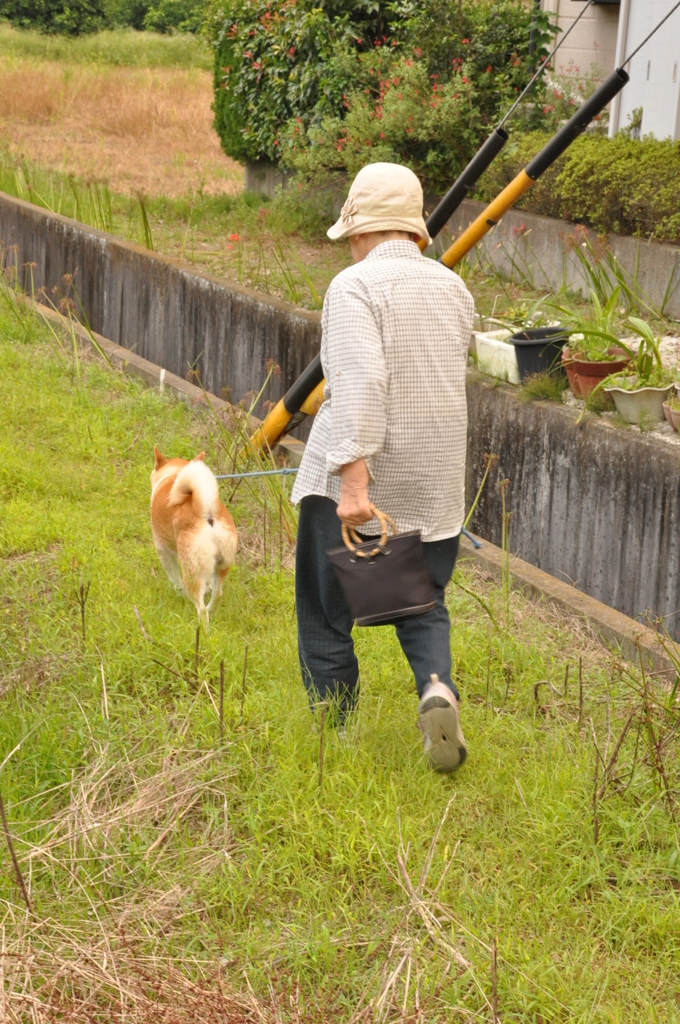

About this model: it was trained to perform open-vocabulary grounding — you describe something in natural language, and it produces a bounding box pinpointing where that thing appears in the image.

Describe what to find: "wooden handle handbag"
[327,507,436,627]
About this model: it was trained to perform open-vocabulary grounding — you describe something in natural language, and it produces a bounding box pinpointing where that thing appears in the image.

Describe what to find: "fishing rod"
[436,0,680,267]
[252,0,673,450]
[439,67,627,267]
[419,0,596,246]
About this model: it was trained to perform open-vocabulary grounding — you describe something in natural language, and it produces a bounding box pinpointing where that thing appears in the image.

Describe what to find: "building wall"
[540,0,620,77]
[614,0,680,139]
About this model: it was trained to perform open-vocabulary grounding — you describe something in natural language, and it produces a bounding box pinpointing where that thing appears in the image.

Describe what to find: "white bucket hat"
[327,162,430,245]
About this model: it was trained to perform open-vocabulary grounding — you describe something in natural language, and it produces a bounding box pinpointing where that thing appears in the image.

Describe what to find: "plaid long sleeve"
[291,240,474,542]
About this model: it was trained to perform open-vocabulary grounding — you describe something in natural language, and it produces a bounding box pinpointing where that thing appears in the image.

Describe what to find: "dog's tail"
[168,460,219,519]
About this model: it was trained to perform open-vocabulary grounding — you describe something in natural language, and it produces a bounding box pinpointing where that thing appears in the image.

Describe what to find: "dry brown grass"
[1,918,322,1023]
[0,58,243,198]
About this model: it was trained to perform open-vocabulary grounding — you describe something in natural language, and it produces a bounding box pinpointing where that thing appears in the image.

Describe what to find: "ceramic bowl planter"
[474,329,519,384]
[604,383,675,424]
[562,346,630,399]
[663,401,680,432]
[510,327,569,382]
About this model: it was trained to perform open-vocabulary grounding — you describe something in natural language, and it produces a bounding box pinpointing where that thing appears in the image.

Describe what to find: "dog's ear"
[153,446,166,469]
[194,451,206,462]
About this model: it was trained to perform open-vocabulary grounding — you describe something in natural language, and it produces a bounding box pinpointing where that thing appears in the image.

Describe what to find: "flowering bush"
[537,61,609,132]
[210,0,557,180]
[210,0,396,164]
[282,56,480,192]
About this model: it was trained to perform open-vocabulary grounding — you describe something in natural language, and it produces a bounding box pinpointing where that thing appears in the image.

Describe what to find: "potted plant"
[487,298,568,384]
[473,326,519,384]
[556,289,631,398]
[662,394,680,432]
[474,299,552,385]
[593,318,678,425]
[510,325,570,382]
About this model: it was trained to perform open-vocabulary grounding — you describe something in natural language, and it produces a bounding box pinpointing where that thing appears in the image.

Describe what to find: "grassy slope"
[1,300,680,1021]
[0,23,212,68]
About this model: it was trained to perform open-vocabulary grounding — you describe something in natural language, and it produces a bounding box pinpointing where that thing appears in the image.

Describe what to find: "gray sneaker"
[418,675,467,772]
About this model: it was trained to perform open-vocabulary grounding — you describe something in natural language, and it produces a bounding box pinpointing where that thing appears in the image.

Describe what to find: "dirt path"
[0,58,243,198]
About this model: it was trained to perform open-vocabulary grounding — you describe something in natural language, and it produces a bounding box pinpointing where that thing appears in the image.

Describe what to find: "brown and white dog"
[150,448,238,627]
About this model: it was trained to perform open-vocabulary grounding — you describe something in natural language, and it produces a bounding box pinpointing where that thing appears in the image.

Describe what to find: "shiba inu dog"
[150,448,238,627]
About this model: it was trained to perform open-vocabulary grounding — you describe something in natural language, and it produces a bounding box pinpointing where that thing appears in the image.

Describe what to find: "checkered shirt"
[291,240,474,541]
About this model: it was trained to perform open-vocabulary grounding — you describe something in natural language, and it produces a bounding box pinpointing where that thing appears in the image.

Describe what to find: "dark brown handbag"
[327,508,436,627]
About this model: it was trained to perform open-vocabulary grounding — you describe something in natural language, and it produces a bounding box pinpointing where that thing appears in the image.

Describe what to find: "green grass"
[0,22,212,68]
[519,370,570,404]
[2,271,680,1022]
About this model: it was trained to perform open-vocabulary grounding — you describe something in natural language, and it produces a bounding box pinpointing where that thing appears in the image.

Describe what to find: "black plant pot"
[510,327,570,382]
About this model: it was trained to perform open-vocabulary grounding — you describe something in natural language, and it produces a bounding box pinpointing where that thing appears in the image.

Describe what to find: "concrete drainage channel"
[2,190,680,641]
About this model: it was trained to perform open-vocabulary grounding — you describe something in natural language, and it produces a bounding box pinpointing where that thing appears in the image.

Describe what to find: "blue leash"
[214,467,482,548]
[215,467,300,480]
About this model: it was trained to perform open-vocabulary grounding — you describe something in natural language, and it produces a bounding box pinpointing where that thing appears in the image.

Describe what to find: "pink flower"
[229,233,240,242]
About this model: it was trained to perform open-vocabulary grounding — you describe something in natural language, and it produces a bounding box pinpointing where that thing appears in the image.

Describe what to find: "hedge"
[475,131,680,245]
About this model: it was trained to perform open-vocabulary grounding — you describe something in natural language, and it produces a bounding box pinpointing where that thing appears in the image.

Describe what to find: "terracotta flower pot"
[562,347,631,398]
[561,348,581,396]
[663,402,680,432]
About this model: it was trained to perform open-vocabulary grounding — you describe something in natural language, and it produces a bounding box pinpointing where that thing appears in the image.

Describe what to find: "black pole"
[525,67,629,180]
[281,353,324,415]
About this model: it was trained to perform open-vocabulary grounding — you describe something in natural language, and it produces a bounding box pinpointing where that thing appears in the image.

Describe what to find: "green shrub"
[0,0,205,34]
[476,132,680,244]
[140,0,203,33]
[0,0,109,34]
[389,0,554,127]
[108,0,205,33]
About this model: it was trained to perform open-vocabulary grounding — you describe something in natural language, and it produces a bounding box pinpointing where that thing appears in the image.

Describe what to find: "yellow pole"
[250,398,290,452]
[299,379,326,416]
[439,169,534,268]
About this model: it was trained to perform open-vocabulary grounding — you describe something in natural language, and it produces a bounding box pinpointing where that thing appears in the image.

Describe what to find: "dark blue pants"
[295,496,460,719]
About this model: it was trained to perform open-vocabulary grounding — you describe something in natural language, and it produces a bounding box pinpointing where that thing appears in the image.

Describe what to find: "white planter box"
[474,329,519,384]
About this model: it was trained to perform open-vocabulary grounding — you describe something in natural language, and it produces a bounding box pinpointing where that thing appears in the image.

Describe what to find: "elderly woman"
[291,162,474,772]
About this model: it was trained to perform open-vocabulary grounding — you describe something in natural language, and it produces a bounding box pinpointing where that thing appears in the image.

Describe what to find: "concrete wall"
[443,198,680,319]
[0,192,321,419]
[2,189,679,635]
[465,376,680,637]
